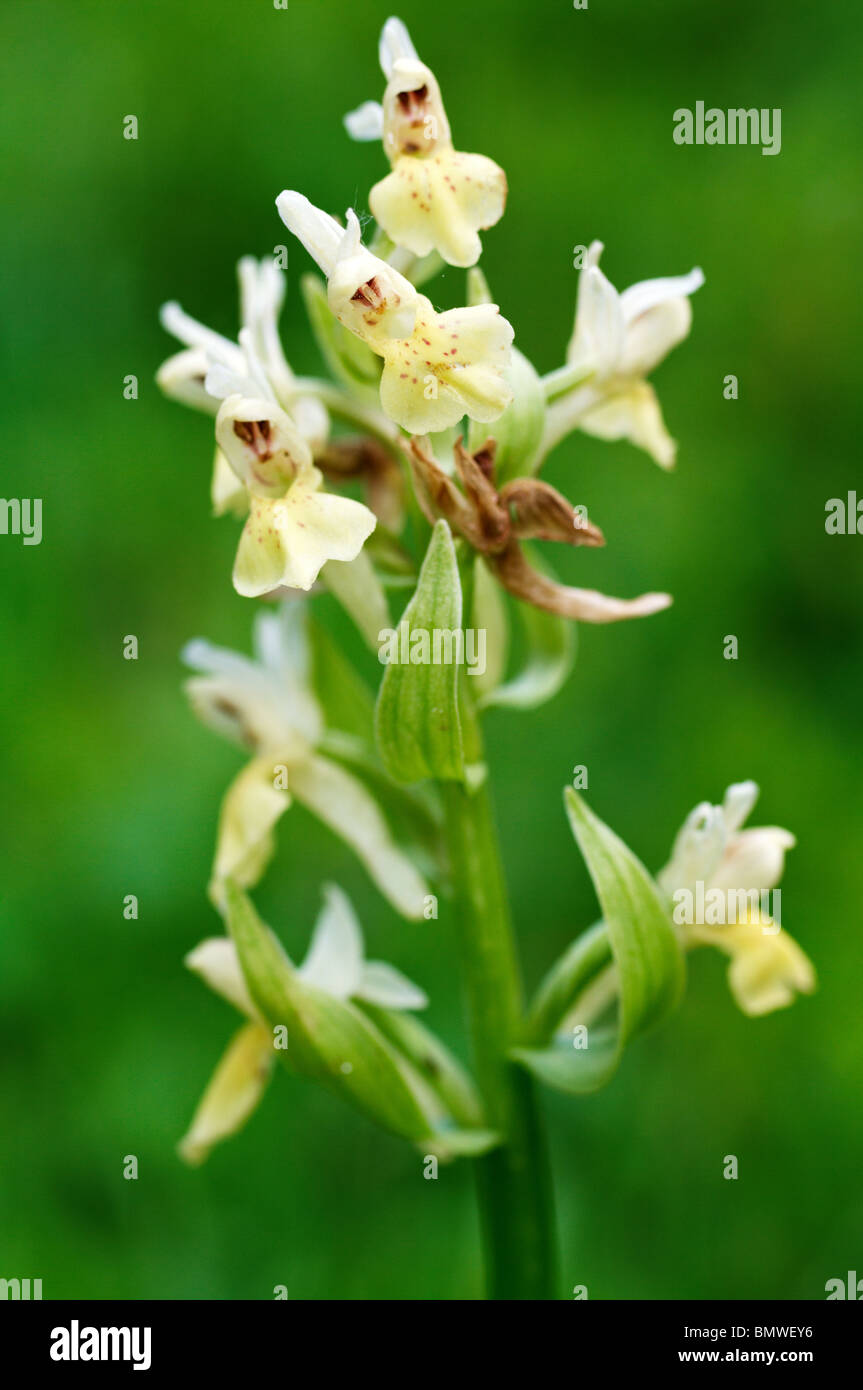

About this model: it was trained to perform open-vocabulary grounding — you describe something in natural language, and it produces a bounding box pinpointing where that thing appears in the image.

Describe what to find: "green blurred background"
[2,0,861,1300]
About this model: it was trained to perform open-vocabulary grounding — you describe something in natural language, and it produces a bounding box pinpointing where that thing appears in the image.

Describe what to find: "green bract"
[375,520,466,784]
[513,790,685,1093]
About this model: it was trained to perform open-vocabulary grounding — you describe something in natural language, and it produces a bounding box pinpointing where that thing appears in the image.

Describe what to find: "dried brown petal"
[500,478,605,548]
[404,436,486,546]
[490,542,672,624]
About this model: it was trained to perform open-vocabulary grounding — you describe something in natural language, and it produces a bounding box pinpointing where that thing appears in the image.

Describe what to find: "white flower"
[344,18,507,268]
[179,885,426,1164]
[544,241,704,468]
[157,256,329,514]
[183,604,429,919]
[276,195,513,431]
[659,781,815,1016]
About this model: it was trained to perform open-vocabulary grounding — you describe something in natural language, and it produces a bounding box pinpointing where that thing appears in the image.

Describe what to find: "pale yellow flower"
[276,195,513,432]
[344,18,506,268]
[183,606,429,919]
[215,394,376,596]
[659,781,815,1016]
[544,241,703,467]
[157,257,329,515]
[179,886,427,1164]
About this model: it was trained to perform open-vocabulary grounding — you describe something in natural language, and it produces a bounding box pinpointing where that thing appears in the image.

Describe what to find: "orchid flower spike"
[182,605,428,920]
[658,781,815,1016]
[544,241,704,468]
[179,884,427,1164]
[276,194,513,432]
[344,17,507,268]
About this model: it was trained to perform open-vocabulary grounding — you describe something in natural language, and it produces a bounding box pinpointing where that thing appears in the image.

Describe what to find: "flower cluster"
[156,16,812,1171]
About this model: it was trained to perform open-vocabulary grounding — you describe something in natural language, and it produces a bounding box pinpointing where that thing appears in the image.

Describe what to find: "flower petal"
[328,209,419,344]
[288,754,428,920]
[344,100,385,141]
[276,191,345,277]
[182,631,320,756]
[215,395,312,498]
[356,961,428,1010]
[156,346,217,413]
[185,937,259,1019]
[379,16,419,77]
[725,930,815,1017]
[370,150,506,267]
[711,826,796,894]
[620,296,694,377]
[566,243,625,377]
[298,884,365,999]
[619,267,704,324]
[721,780,759,835]
[232,468,376,597]
[210,758,291,902]
[178,1023,274,1166]
[211,446,249,518]
[658,801,727,895]
[380,297,513,432]
[578,380,678,469]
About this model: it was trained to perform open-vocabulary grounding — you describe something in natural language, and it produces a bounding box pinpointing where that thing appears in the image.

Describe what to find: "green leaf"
[513,790,684,1093]
[225,882,442,1141]
[301,273,380,392]
[375,521,466,784]
[480,551,574,711]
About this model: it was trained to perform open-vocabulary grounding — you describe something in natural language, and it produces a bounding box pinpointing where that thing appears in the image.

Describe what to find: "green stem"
[441,777,558,1299]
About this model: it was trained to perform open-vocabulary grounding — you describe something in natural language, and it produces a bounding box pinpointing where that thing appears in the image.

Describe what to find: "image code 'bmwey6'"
[1,0,861,1328]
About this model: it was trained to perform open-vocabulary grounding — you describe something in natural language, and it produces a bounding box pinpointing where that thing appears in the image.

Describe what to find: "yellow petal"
[289,754,429,920]
[178,1023,274,1166]
[232,466,376,597]
[578,380,677,469]
[210,758,291,904]
[690,914,816,1017]
[379,296,513,432]
[726,930,816,1017]
[370,149,506,268]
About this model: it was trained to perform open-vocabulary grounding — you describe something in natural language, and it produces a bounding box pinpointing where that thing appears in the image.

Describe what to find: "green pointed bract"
[375,521,466,784]
[513,790,684,1094]
[357,1002,484,1130]
[224,881,440,1141]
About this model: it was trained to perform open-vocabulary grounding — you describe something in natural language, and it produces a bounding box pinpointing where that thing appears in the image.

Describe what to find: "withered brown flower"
[406,436,671,623]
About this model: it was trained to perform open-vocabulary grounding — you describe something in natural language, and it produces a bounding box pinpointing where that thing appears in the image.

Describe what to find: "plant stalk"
[441,776,558,1299]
